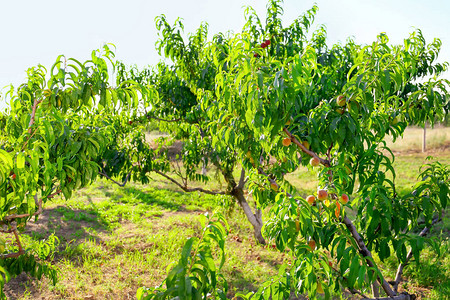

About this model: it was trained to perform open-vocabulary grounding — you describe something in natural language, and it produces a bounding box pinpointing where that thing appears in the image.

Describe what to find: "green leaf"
[347,255,360,287]
[0,150,13,168]
[181,238,194,266]
[16,152,25,169]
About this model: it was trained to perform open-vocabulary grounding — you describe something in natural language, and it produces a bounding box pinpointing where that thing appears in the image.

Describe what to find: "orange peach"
[317,189,328,201]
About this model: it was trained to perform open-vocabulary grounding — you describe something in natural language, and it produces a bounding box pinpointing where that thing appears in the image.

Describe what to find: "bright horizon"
[1,0,449,104]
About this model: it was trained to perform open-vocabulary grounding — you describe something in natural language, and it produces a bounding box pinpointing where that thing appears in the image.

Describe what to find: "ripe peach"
[306,195,316,205]
[310,157,320,167]
[339,194,349,204]
[317,189,328,201]
[282,138,291,147]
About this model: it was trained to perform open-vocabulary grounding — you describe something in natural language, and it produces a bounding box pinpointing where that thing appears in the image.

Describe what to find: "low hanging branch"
[99,170,133,187]
[368,293,415,300]
[3,194,43,222]
[0,227,25,259]
[154,170,226,195]
[0,194,47,260]
[258,164,394,297]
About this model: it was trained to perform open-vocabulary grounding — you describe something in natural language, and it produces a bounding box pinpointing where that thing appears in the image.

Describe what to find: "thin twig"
[21,126,39,151]
[27,99,43,134]
[146,115,182,123]
[257,167,293,198]
[99,171,132,187]
[13,228,23,253]
[47,189,62,199]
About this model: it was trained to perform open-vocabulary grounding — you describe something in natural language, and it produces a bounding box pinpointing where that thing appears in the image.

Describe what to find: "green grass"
[4,179,286,299]
[3,126,450,299]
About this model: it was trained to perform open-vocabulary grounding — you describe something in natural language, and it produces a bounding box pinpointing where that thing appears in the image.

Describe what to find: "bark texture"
[222,167,266,244]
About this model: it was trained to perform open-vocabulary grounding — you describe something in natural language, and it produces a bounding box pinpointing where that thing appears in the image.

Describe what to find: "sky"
[0,0,449,102]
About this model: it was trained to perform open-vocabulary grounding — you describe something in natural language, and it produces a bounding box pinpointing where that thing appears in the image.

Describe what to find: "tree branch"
[283,128,331,167]
[3,194,43,221]
[154,170,225,195]
[0,226,25,259]
[349,287,369,299]
[342,216,396,297]
[279,131,393,296]
[257,167,293,198]
[365,293,414,300]
[28,99,43,134]
[237,168,246,189]
[99,171,132,187]
[47,189,62,199]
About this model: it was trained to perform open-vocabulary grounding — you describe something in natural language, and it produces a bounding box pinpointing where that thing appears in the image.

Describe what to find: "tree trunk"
[218,165,266,244]
[232,187,265,244]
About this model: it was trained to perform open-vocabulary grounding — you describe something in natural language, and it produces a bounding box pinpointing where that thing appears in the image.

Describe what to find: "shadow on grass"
[24,206,108,245]
[121,186,185,211]
[226,268,259,297]
[5,205,110,299]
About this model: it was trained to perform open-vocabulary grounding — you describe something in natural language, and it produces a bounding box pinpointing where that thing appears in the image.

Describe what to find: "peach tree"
[0,45,154,296]
[133,1,449,299]
[103,23,268,243]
